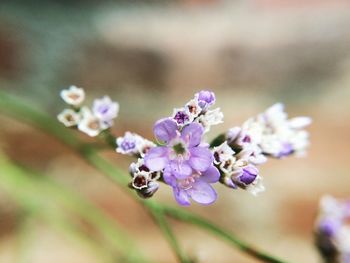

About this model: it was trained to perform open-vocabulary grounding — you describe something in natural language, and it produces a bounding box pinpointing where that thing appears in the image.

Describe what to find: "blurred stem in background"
[0,90,289,263]
[0,153,149,263]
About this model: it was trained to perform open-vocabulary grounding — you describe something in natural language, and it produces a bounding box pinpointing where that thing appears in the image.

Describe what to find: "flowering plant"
[58,88,311,206]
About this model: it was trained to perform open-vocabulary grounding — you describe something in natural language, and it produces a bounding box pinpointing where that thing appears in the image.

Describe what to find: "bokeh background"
[0,0,350,262]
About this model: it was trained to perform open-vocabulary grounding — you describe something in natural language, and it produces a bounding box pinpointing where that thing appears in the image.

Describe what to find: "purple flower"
[237,165,259,186]
[92,96,119,129]
[144,118,213,180]
[172,108,192,126]
[116,132,140,155]
[196,90,215,109]
[164,165,220,206]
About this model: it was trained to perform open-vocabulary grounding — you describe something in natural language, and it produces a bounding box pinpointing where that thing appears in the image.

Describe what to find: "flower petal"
[174,188,191,206]
[163,165,176,186]
[201,165,220,183]
[170,160,192,179]
[144,147,168,171]
[181,123,203,147]
[188,181,217,205]
[153,118,178,144]
[189,147,213,172]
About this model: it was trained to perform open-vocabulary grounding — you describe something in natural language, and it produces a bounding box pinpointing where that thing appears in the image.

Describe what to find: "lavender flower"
[164,165,220,206]
[60,85,85,106]
[145,118,213,180]
[92,96,119,129]
[116,132,156,157]
[315,195,350,263]
[213,141,264,195]
[172,108,193,126]
[195,90,216,109]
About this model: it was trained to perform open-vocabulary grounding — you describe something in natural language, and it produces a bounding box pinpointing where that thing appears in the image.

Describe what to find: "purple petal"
[174,187,191,206]
[181,123,203,147]
[201,165,220,183]
[144,147,168,171]
[239,165,258,185]
[188,181,217,205]
[189,147,213,172]
[163,165,176,186]
[153,118,178,144]
[170,160,192,179]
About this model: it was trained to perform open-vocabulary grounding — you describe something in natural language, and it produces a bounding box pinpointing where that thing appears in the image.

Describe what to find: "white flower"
[57,109,80,127]
[241,103,311,158]
[60,85,85,106]
[196,108,224,132]
[185,99,202,118]
[213,141,235,164]
[77,107,102,137]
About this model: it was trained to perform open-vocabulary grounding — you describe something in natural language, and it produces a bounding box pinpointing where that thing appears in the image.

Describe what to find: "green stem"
[0,90,291,263]
[160,205,288,263]
[147,202,191,263]
[0,154,148,263]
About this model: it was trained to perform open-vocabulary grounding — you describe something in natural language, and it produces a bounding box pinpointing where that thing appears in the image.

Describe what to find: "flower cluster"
[172,90,223,132]
[58,86,119,137]
[213,103,311,195]
[315,195,350,263]
[58,88,311,206]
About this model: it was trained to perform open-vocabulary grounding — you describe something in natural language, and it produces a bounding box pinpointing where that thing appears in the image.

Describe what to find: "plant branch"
[0,90,290,263]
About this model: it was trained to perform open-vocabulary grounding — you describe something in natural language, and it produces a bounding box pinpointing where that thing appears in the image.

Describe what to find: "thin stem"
[0,90,291,263]
[160,205,288,263]
[146,202,191,263]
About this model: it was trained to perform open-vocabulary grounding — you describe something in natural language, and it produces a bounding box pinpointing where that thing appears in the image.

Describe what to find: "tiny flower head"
[195,90,216,109]
[92,96,119,129]
[77,107,102,137]
[172,108,193,126]
[57,109,80,127]
[116,132,142,156]
[60,85,85,106]
[145,118,213,180]
[196,108,223,133]
[129,159,160,198]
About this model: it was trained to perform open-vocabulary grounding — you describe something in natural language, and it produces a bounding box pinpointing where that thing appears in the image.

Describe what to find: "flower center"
[173,142,186,155]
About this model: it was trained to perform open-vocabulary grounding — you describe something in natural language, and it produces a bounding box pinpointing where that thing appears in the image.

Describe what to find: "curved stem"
[0,90,291,263]
[160,205,288,263]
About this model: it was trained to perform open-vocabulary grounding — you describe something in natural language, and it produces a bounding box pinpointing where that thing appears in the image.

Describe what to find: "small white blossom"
[196,108,224,133]
[241,103,311,158]
[185,99,202,118]
[60,85,85,106]
[213,141,235,164]
[57,109,80,127]
[77,107,102,137]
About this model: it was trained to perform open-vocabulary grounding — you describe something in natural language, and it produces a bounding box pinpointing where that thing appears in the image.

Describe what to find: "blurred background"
[0,0,350,262]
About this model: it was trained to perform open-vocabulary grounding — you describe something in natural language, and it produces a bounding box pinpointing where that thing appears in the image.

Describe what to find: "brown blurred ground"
[0,0,350,262]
